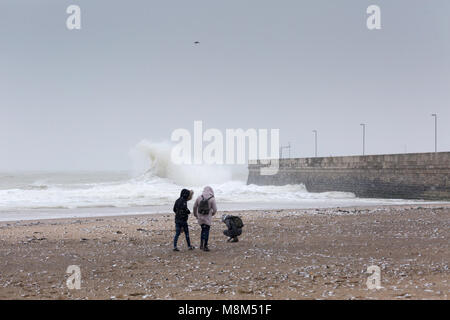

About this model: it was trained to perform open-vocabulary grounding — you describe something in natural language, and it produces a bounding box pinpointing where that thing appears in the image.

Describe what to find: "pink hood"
[201,186,214,199]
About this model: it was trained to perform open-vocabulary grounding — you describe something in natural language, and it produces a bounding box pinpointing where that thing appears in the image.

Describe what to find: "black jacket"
[173,189,191,223]
[224,216,242,234]
[224,216,242,237]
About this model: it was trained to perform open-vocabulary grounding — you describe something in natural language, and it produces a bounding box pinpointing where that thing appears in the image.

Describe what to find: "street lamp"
[431,114,437,153]
[312,130,318,157]
[360,123,366,156]
[288,142,291,158]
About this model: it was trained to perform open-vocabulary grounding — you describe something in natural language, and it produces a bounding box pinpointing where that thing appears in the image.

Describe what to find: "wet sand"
[0,204,449,300]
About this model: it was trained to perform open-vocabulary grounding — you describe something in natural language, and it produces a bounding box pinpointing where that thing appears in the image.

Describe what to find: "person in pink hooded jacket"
[193,186,217,251]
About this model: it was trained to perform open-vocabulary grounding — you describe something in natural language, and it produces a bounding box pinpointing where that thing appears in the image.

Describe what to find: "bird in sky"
[194,41,200,45]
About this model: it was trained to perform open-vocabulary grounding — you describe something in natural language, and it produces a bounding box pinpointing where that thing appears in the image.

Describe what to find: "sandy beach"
[0,204,448,300]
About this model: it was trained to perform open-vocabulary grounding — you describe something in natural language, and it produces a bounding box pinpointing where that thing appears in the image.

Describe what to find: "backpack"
[232,216,244,228]
[198,195,213,215]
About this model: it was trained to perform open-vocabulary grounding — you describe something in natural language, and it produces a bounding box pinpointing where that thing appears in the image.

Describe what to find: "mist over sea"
[0,141,431,221]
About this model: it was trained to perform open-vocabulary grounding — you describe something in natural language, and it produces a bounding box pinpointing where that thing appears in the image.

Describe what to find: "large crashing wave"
[129,140,244,186]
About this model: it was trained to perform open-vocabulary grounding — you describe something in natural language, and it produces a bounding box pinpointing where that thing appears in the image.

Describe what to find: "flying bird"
[194,41,200,45]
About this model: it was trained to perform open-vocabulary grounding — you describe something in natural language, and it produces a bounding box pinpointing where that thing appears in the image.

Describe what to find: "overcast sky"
[0,0,449,171]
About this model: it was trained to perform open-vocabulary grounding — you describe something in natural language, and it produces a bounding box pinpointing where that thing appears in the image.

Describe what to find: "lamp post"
[312,130,318,157]
[431,114,437,153]
[360,123,366,156]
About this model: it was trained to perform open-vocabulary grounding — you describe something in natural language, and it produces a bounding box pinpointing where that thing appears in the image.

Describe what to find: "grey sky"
[1,0,449,171]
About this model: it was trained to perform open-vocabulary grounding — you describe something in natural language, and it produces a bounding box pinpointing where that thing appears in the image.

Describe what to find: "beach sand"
[0,204,448,300]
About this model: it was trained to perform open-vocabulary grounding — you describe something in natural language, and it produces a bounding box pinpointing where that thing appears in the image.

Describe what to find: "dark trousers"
[174,221,191,248]
[200,224,210,246]
[224,228,242,238]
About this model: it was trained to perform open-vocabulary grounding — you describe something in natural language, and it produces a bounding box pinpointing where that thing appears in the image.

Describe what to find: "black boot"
[203,239,210,251]
[200,239,204,250]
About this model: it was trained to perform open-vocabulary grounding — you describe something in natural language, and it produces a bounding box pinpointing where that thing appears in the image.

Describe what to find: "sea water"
[0,142,434,221]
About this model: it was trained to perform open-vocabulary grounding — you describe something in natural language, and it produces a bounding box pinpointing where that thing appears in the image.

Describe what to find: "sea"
[0,141,436,221]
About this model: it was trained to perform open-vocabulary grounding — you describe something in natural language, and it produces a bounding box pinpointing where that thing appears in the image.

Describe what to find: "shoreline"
[0,204,449,300]
[1,201,449,224]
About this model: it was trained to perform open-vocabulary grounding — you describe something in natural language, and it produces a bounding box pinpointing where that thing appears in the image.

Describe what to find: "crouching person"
[222,214,244,243]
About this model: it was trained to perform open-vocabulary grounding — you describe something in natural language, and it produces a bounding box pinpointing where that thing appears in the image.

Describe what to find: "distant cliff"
[247,152,450,200]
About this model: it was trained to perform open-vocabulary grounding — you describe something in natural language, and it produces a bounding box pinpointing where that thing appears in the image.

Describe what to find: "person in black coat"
[222,214,243,243]
[173,189,194,251]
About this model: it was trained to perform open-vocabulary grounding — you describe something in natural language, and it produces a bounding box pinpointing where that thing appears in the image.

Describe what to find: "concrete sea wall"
[247,152,450,200]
